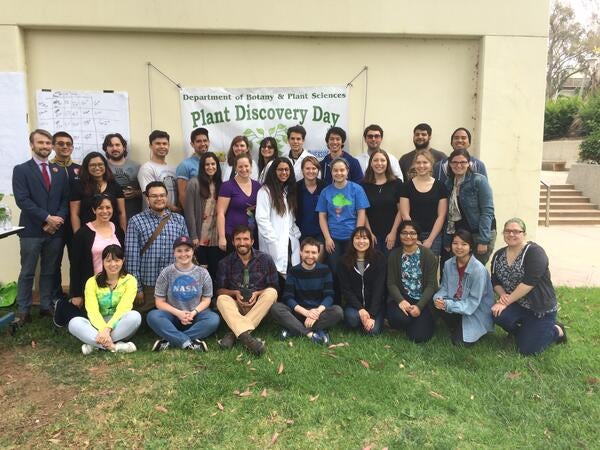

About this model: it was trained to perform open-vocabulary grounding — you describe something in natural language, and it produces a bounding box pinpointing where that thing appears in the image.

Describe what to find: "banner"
[180,86,349,161]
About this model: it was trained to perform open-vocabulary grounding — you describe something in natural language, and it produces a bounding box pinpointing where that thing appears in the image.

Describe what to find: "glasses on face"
[88,163,105,169]
[148,193,167,199]
[503,229,524,235]
[400,231,418,237]
[449,160,469,166]
[262,144,274,149]
[55,142,73,147]
[276,167,290,173]
[366,134,381,139]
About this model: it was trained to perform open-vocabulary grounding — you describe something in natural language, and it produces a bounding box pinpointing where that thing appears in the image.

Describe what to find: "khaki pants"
[216,288,278,337]
[134,285,156,313]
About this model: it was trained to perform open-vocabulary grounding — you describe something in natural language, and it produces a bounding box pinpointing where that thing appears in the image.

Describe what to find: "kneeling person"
[270,237,343,344]
[148,236,220,351]
[216,225,278,355]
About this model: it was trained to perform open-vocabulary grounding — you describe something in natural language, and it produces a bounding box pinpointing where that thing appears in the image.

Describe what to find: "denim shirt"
[444,171,495,246]
[435,256,495,343]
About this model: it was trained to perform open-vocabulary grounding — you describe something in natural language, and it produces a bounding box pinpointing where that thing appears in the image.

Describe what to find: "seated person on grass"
[216,225,279,356]
[270,237,343,345]
[147,236,220,352]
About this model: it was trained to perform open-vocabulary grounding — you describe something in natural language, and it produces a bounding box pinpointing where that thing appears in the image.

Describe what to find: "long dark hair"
[398,220,421,246]
[363,149,397,184]
[226,136,251,166]
[258,137,278,173]
[197,152,222,200]
[80,151,114,196]
[341,226,376,270]
[263,157,297,216]
[95,244,127,288]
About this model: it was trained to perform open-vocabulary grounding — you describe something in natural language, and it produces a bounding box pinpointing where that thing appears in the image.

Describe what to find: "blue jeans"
[374,234,393,256]
[419,231,442,257]
[16,236,63,313]
[343,307,384,335]
[493,302,559,355]
[147,308,220,348]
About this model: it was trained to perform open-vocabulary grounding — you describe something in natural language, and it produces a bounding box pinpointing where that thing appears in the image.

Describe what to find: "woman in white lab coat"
[255,157,301,291]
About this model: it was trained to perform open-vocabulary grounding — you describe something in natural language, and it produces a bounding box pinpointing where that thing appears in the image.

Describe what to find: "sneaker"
[279,329,291,341]
[114,342,137,353]
[238,331,265,356]
[311,330,330,345]
[152,339,170,352]
[218,331,236,349]
[556,322,568,344]
[186,339,208,352]
[81,344,95,355]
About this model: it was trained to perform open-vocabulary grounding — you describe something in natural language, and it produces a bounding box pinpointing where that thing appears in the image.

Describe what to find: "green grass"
[1,287,599,449]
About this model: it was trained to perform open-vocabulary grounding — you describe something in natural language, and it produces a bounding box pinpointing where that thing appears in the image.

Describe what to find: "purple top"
[219,179,261,236]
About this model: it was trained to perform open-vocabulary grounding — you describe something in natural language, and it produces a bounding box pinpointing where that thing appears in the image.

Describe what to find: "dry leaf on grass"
[210,412,217,417]
[506,371,521,380]
[261,388,268,397]
[429,391,446,400]
[328,342,349,349]
[277,362,285,374]
[286,419,295,425]
[309,394,319,402]
[288,341,294,347]
[360,360,370,369]
[586,377,599,385]
[238,389,252,397]
[216,402,224,411]
[155,405,168,413]
[31,340,37,349]
[270,432,280,445]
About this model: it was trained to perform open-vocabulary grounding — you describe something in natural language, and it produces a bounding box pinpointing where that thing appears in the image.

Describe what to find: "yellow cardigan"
[84,274,138,331]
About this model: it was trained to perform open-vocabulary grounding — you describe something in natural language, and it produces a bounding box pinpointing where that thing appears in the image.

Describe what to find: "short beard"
[414,140,429,150]
[107,152,125,161]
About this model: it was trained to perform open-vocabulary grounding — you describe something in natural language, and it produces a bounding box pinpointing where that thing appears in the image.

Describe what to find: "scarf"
[446,174,465,235]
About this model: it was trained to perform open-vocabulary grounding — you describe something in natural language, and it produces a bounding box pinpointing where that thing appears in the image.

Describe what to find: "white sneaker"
[114,342,137,353]
[81,344,95,355]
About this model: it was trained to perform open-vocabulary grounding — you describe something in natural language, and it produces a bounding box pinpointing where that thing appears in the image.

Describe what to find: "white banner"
[180,86,349,161]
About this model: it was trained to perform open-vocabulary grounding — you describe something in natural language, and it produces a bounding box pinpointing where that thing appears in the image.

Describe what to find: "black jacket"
[337,250,386,318]
[69,224,125,298]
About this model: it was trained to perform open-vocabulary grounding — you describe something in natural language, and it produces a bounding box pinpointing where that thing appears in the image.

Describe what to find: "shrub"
[544,96,582,140]
[579,129,600,164]
[578,92,600,135]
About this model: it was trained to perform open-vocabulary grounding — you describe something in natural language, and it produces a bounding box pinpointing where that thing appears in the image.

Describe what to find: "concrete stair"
[539,183,600,225]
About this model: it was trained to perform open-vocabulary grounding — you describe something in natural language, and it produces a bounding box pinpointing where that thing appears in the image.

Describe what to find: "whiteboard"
[36,89,131,163]
[0,72,30,195]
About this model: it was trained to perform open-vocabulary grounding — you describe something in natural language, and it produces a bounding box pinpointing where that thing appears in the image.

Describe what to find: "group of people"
[12,123,566,357]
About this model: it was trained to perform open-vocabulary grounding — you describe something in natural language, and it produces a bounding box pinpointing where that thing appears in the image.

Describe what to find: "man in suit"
[13,129,70,324]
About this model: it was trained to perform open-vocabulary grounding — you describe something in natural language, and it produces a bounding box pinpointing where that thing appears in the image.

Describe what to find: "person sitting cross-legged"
[147,236,220,352]
[216,225,278,356]
[270,237,343,344]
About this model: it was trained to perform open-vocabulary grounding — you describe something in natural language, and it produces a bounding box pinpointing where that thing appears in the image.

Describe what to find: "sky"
[558,0,600,26]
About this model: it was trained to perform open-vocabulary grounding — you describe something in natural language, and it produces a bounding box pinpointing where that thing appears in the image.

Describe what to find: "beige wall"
[0,0,549,283]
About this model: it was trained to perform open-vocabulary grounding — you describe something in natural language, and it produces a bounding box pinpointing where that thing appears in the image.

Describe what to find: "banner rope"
[346,66,369,152]
[146,62,182,132]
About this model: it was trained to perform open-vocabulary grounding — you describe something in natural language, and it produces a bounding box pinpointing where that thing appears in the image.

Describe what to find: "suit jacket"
[12,159,70,238]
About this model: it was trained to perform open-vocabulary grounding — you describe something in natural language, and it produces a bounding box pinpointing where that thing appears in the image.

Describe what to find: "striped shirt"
[283,263,334,310]
[125,209,188,290]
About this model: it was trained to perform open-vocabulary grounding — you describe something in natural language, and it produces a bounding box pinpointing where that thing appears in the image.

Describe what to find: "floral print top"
[401,248,423,300]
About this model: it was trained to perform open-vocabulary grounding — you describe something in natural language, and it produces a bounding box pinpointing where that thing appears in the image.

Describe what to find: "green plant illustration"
[243,123,289,154]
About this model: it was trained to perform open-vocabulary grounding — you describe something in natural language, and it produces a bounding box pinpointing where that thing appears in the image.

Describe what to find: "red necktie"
[41,163,51,191]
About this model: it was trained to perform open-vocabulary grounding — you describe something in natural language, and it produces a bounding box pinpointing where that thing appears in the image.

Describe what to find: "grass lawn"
[1,287,599,449]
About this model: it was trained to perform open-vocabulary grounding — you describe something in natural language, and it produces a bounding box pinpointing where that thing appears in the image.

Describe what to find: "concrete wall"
[543,139,582,168]
[0,0,550,282]
[567,163,600,205]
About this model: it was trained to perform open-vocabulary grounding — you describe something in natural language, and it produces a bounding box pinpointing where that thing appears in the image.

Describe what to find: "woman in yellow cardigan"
[68,244,141,355]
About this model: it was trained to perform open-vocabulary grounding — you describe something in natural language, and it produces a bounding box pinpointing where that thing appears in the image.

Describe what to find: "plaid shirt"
[125,209,188,290]
[217,249,278,292]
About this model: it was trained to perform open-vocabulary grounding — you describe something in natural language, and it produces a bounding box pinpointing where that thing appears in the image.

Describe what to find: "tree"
[546,2,593,99]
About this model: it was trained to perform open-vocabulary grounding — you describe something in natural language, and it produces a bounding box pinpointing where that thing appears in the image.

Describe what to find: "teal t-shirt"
[315,181,370,240]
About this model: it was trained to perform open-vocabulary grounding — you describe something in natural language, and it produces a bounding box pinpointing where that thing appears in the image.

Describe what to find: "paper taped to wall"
[36,89,131,162]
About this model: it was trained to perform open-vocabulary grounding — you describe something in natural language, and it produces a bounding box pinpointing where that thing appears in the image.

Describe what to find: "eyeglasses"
[88,163,105,169]
[503,230,524,235]
[449,161,469,166]
[262,145,274,149]
[148,193,167,199]
[366,134,381,139]
[400,231,418,237]
[55,142,73,147]
[276,168,290,173]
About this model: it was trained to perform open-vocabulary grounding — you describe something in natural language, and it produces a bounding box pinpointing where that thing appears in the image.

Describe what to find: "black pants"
[269,302,343,335]
[195,245,226,283]
[387,299,435,343]
[437,310,474,347]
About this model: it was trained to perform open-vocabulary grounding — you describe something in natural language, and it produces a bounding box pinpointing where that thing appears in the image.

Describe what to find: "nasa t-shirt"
[154,264,213,311]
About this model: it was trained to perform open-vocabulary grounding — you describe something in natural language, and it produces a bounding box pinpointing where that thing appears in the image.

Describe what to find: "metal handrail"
[540,180,551,227]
